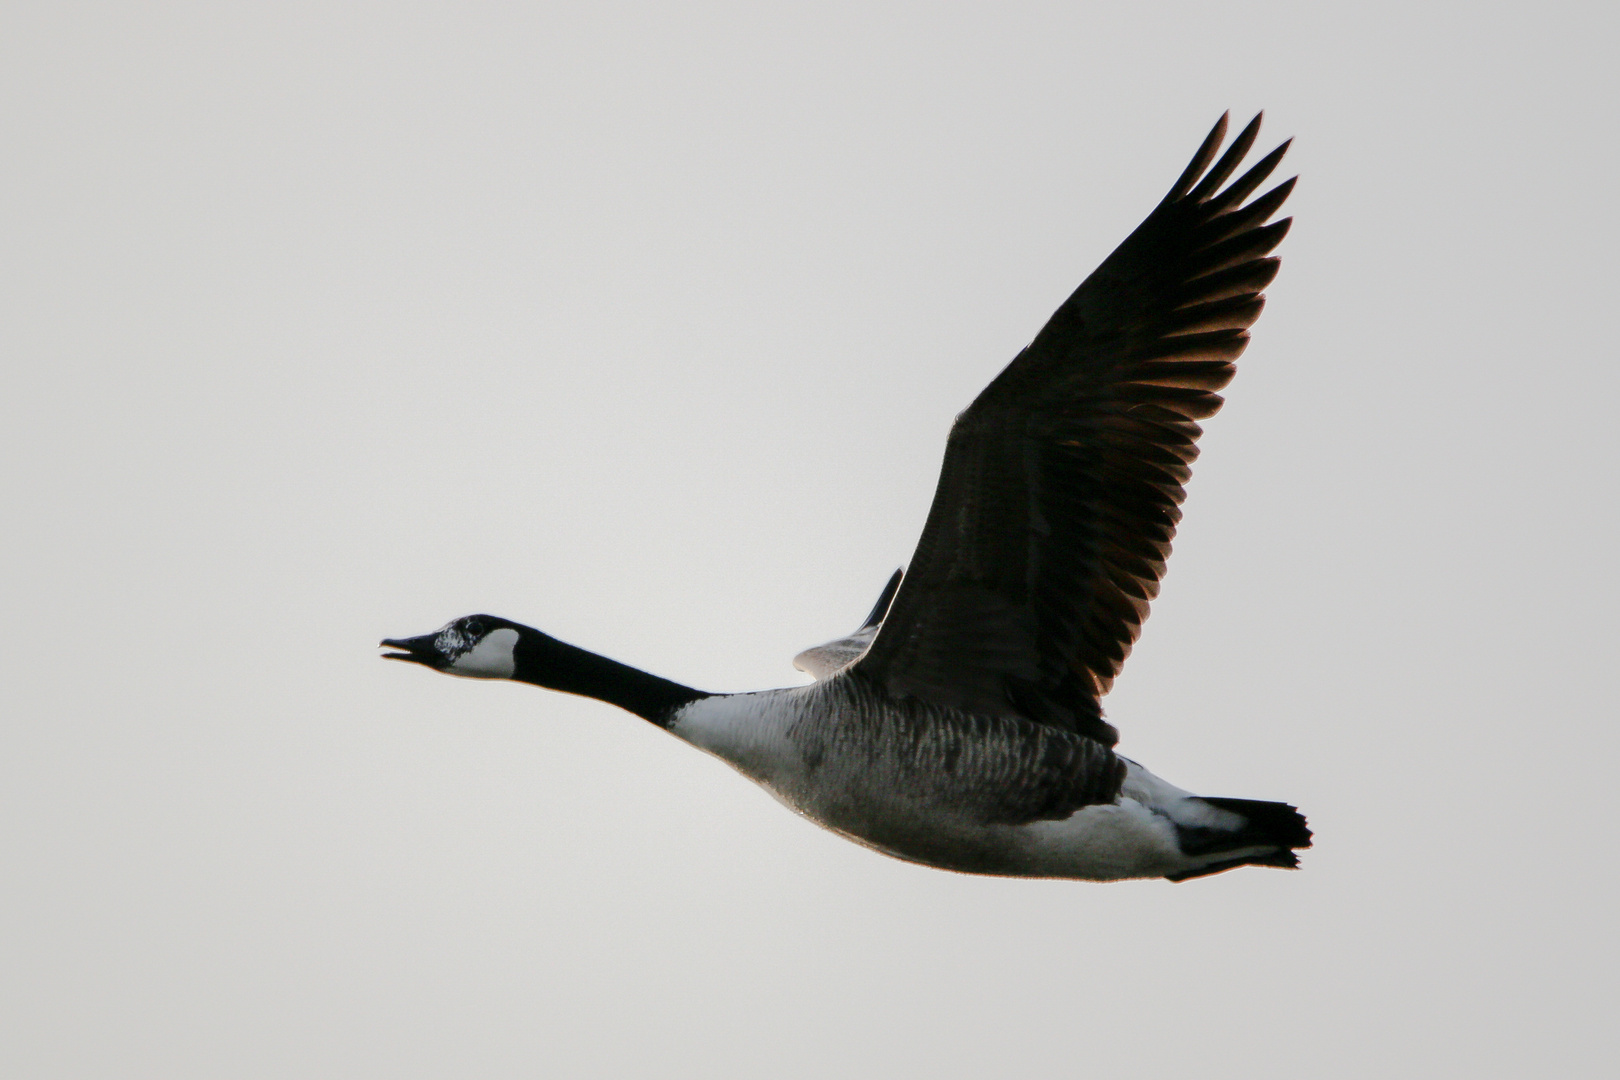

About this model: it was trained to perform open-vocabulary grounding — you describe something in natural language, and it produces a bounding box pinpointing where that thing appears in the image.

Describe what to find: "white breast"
[667,688,810,783]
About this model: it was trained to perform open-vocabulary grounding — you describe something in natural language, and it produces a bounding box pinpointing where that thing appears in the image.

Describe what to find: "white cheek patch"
[448,627,519,679]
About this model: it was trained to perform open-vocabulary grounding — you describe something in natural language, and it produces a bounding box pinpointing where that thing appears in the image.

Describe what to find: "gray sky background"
[4,3,1616,1077]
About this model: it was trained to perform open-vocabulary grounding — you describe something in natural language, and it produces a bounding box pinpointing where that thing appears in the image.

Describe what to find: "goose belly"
[779,780,1188,881]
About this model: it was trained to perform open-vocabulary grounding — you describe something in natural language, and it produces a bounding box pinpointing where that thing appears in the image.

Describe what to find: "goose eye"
[464,619,484,637]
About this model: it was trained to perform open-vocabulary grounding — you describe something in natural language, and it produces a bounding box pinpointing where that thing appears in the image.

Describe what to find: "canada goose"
[383,113,1310,881]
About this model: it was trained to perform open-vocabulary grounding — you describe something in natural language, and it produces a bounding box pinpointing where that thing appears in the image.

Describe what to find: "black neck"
[512,629,706,726]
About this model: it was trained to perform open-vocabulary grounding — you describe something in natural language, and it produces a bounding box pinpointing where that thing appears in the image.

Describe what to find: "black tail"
[1164,797,1313,882]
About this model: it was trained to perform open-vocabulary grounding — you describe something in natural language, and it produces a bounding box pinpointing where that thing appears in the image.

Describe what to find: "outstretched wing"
[853,114,1293,745]
[793,569,903,680]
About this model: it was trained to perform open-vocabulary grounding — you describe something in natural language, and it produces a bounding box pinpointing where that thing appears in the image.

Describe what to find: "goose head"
[381,615,523,679]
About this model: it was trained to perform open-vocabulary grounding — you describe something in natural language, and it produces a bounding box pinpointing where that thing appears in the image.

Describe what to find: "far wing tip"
[859,568,905,631]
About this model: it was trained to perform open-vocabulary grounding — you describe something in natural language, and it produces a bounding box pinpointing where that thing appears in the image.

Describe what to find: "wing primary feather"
[1132,328,1250,365]
[1115,383,1226,420]
[1163,295,1266,336]
[1131,359,1240,392]
[1196,177,1296,247]
[1186,217,1292,280]
[1164,112,1229,202]
[1173,257,1280,307]
[1187,112,1263,204]
[1205,139,1293,216]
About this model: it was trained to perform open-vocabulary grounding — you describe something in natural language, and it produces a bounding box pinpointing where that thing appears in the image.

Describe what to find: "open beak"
[379,632,444,669]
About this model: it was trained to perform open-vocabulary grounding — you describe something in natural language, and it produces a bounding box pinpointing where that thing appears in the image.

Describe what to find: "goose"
[382,113,1311,882]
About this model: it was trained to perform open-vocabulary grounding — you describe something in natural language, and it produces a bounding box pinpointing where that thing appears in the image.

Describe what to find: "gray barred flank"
[790,672,1125,827]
